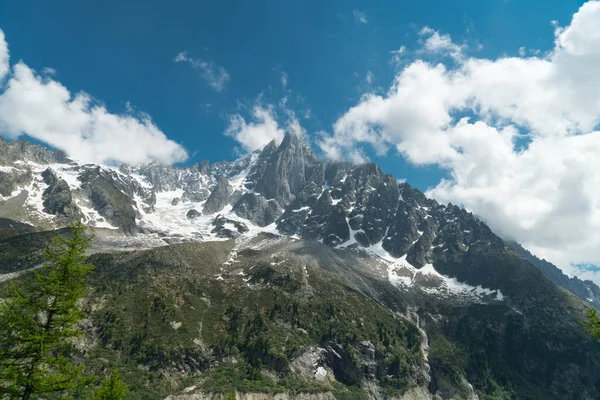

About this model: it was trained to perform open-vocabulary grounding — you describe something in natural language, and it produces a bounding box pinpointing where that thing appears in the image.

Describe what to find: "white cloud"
[281,71,288,89]
[419,26,466,61]
[0,30,8,81]
[226,88,310,153]
[353,10,368,24]
[0,30,187,165]
[366,70,374,85]
[319,0,600,283]
[174,51,230,92]
[225,105,285,152]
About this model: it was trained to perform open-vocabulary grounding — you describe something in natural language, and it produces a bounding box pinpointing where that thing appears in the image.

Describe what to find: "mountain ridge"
[1,134,600,399]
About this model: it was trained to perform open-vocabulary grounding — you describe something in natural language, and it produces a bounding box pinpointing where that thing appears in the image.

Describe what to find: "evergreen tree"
[93,370,127,400]
[0,222,94,400]
[584,307,600,342]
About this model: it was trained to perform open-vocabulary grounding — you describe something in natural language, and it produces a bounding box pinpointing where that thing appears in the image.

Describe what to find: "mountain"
[508,241,600,310]
[0,134,599,399]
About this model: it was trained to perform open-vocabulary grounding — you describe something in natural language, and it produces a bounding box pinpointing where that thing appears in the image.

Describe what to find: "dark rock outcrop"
[232,193,282,227]
[186,209,201,220]
[0,137,69,165]
[211,214,249,238]
[0,168,32,197]
[79,167,137,233]
[203,177,231,215]
[254,133,323,207]
[41,168,81,221]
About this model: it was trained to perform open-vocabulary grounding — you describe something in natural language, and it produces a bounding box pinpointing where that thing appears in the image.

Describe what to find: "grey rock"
[79,167,137,234]
[254,132,323,207]
[232,193,282,227]
[203,177,230,215]
[186,209,201,220]
[171,197,180,206]
[41,168,81,221]
[199,160,210,175]
[0,137,69,165]
[211,215,249,238]
[0,168,32,197]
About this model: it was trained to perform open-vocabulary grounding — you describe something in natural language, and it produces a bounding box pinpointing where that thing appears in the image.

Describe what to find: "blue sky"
[0,0,585,190]
[2,0,600,281]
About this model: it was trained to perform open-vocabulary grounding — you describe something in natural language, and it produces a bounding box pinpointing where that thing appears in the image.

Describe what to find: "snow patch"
[365,241,504,301]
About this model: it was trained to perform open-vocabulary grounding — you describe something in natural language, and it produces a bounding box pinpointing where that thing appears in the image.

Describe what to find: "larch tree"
[584,307,600,342]
[93,370,127,400]
[0,222,94,400]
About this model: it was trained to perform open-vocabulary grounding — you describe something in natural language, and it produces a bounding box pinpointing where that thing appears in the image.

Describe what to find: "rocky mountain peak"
[0,137,69,165]
[254,132,322,206]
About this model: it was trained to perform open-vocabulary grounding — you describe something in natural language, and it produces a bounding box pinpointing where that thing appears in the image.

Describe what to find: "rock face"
[254,133,322,206]
[0,137,68,165]
[232,194,282,227]
[211,214,248,238]
[0,170,31,197]
[79,167,137,234]
[41,168,81,221]
[186,209,201,220]
[203,177,230,215]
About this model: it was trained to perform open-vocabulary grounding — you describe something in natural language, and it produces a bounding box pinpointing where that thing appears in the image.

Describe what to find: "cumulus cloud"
[225,94,308,153]
[319,0,600,282]
[419,27,466,61]
[0,30,188,165]
[225,105,286,152]
[174,51,230,92]
[353,10,368,24]
[0,30,8,81]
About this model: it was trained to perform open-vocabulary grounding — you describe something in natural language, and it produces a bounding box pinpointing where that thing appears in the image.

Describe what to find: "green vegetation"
[0,222,94,400]
[428,333,467,386]
[93,370,127,400]
[584,307,600,342]
[78,244,423,398]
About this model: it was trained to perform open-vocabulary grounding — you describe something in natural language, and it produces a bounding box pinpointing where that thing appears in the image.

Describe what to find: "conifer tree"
[584,307,600,342]
[0,222,94,400]
[93,370,126,400]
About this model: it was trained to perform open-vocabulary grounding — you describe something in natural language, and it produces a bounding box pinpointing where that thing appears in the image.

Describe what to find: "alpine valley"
[0,134,599,400]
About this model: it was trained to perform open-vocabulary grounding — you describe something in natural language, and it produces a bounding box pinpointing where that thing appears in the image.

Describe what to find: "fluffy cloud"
[319,0,600,282]
[174,51,230,92]
[225,95,308,153]
[0,30,188,165]
[225,105,285,152]
[419,27,466,61]
[0,30,8,81]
